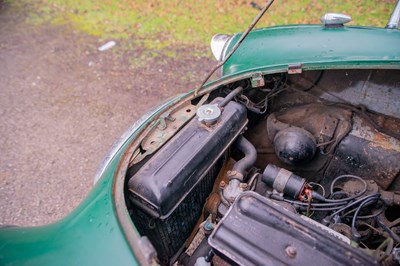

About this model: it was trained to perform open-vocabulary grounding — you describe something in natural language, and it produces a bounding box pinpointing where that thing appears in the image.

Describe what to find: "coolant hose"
[218,86,243,108]
[231,135,257,181]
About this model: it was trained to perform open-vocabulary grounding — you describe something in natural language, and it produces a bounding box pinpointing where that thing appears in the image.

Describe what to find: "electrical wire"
[329,193,380,218]
[308,182,326,197]
[341,199,385,219]
[376,217,400,243]
[283,175,369,214]
[302,70,324,91]
[237,73,287,114]
[351,195,381,243]
[329,191,349,199]
[283,198,347,207]
[248,172,259,191]
[324,175,368,203]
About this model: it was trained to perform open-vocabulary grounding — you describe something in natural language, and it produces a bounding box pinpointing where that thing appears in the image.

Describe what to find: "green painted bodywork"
[0,148,139,266]
[0,24,399,265]
[223,25,400,77]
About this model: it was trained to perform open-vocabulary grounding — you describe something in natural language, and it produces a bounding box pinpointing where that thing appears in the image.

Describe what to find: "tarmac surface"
[0,2,214,226]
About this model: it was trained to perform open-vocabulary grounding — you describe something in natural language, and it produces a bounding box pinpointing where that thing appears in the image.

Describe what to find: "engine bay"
[125,69,400,266]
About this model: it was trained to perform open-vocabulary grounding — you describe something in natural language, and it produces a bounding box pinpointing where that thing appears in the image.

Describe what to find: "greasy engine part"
[323,115,400,190]
[123,69,400,266]
[221,135,257,204]
[339,179,400,206]
[259,165,398,250]
[262,164,306,199]
[208,192,377,266]
[247,103,353,181]
[260,102,400,190]
[266,103,353,156]
[128,98,247,265]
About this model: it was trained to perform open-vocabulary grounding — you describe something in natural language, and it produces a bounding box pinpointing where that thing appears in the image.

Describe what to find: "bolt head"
[240,183,248,189]
[285,245,297,258]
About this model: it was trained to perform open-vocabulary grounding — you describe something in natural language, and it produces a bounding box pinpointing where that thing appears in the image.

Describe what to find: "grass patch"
[12,0,399,50]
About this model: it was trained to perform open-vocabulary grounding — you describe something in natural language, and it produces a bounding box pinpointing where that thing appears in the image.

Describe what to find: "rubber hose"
[231,135,257,181]
[218,86,243,108]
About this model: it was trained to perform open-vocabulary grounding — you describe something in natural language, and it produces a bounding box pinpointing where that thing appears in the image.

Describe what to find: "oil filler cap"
[197,104,221,125]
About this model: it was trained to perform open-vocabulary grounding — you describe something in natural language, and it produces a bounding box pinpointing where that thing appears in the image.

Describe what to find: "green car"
[1,2,400,266]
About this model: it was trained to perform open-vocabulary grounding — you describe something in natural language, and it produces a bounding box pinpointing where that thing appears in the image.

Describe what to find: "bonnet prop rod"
[387,0,400,29]
[194,0,275,96]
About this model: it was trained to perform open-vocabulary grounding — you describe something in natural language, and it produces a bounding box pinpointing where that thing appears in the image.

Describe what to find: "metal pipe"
[387,0,400,29]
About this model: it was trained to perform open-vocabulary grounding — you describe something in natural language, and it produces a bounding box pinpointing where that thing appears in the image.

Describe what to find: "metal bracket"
[157,112,175,130]
[288,63,303,74]
[250,72,265,88]
[130,104,197,165]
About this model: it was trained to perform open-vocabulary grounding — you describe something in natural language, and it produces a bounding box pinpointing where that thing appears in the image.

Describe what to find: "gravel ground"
[0,2,214,226]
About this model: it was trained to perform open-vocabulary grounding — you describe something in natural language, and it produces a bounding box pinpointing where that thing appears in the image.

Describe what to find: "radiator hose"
[230,135,257,181]
[222,135,257,204]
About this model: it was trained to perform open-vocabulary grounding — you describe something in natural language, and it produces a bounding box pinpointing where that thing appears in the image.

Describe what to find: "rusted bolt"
[220,181,226,188]
[240,183,248,190]
[285,245,297,258]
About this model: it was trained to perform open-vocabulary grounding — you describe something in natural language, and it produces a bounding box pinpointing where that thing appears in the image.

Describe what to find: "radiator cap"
[197,104,221,125]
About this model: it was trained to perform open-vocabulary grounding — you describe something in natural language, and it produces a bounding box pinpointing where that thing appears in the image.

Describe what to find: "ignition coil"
[262,164,306,199]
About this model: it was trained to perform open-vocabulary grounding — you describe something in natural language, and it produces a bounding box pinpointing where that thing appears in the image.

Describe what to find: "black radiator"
[130,161,221,265]
[128,99,247,265]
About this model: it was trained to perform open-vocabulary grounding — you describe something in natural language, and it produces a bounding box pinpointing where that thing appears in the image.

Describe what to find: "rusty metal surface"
[130,104,197,165]
[204,193,221,222]
[212,254,232,266]
[129,94,210,166]
[267,103,352,153]
[247,103,352,181]
[325,115,400,190]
